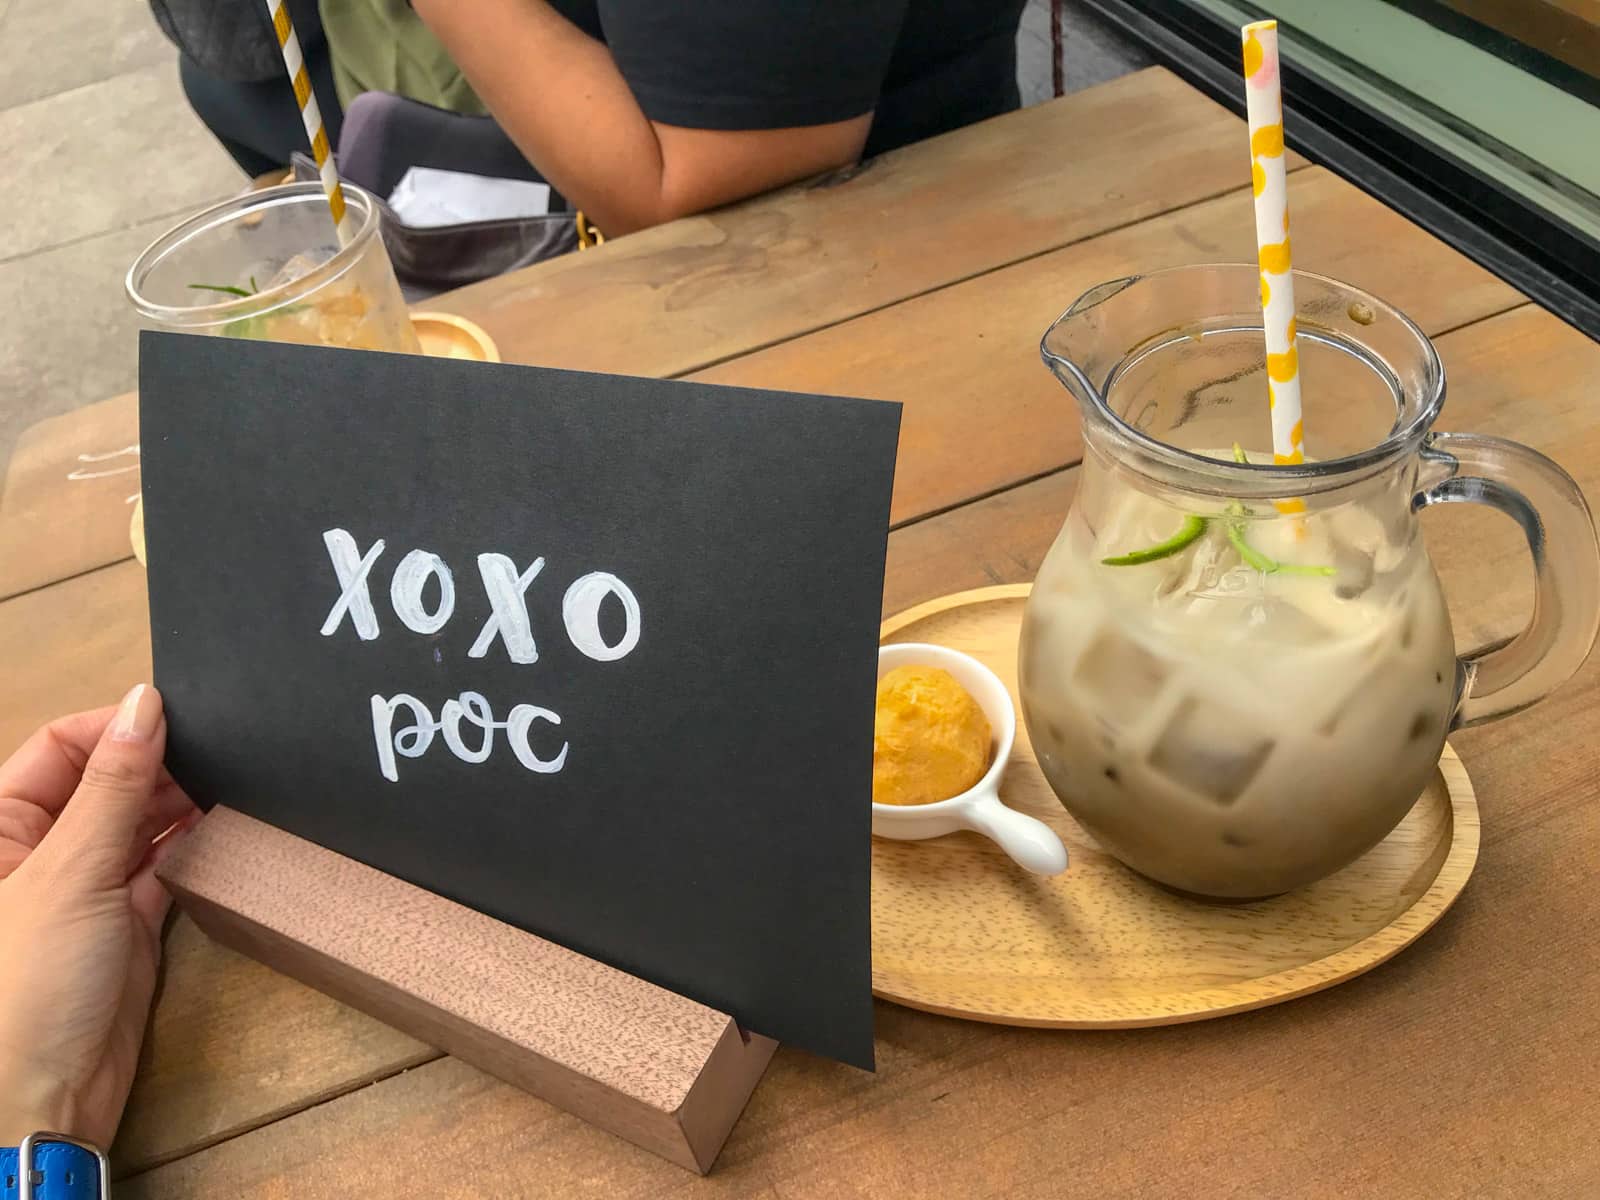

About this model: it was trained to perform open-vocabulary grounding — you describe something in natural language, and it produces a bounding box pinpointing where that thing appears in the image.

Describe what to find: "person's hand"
[0,687,198,1148]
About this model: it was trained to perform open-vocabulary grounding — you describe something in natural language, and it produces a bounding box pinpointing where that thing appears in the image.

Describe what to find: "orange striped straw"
[265,0,355,245]
[1241,19,1306,516]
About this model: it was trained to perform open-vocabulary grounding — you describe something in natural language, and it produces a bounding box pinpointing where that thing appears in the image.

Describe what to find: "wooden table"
[3,68,1596,1197]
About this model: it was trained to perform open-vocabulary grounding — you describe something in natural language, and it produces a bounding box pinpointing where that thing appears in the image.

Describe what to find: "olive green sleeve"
[319,0,490,115]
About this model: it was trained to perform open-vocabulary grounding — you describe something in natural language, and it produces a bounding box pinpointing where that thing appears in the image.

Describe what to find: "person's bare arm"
[412,0,872,235]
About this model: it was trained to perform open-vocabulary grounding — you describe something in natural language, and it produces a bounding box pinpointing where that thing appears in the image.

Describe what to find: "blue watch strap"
[2,1135,106,1200]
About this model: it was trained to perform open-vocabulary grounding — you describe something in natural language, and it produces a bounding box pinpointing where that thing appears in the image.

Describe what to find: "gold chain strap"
[575,211,605,249]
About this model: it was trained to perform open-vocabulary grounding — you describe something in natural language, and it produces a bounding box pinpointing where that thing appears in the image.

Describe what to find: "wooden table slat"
[118,920,434,1175]
[0,390,137,599]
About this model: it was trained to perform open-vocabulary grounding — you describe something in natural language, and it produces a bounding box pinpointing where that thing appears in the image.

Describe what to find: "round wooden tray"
[872,584,1480,1028]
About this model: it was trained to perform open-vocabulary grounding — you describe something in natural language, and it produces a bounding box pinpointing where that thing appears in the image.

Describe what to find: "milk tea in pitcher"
[1021,266,1599,899]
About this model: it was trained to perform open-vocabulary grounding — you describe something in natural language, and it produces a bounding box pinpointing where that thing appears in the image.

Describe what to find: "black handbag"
[291,91,591,295]
[290,155,587,296]
[148,0,325,82]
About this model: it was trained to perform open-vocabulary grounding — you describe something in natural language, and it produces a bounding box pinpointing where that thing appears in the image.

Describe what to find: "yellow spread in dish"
[873,665,993,806]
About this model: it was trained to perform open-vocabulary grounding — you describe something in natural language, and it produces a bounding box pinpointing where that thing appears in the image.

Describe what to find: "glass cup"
[126,182,420,353]
[1020,264,1600,899]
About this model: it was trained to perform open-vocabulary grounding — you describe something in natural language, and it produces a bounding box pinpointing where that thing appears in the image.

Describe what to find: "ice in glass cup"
[126,182,419,353]
[1020,266,1600,899]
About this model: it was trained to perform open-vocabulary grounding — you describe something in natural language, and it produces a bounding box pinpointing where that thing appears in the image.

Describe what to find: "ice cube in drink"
[127,183,420,353]
[1019,458,1458,898]
[219,246,418,351]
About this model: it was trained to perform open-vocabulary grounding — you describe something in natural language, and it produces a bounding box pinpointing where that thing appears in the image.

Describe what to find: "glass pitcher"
[1020,264,1599,900]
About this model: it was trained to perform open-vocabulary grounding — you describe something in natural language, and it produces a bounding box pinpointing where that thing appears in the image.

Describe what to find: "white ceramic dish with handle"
[873,642,1069,876]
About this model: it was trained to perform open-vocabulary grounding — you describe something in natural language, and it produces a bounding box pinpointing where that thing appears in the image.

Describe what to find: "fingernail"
[111,684,162,743]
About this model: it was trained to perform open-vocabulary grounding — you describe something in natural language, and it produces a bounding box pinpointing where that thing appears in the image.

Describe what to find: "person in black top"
[174,1,1026,234]
[412,0,1026,232]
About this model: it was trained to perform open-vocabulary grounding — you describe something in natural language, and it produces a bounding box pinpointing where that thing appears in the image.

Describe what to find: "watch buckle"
[18,1132,110,1199]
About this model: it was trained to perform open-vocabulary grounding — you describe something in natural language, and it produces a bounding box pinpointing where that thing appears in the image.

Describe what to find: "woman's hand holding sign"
[0,688,198,1147]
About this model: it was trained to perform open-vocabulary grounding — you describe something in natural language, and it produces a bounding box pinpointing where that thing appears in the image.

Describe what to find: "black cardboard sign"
[139,331,899,1069]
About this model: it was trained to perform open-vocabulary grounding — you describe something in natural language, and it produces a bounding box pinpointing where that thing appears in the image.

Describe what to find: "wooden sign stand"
[156,807,777,1174]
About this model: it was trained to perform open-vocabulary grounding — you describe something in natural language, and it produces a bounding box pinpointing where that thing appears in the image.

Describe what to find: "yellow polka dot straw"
[1242,19,1306,514]
[265,0,355,245]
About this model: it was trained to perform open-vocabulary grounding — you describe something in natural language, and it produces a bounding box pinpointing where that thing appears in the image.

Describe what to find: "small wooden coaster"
[129,495,145,566]
[872,585,1480,1028]
[410,311,500,361]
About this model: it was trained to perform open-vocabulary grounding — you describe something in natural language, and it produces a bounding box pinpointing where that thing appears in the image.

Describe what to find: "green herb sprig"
[186,276,301,340]
[1098,443,1334,576]
[1101,514,1208,565]
[1224,444,1335,576]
